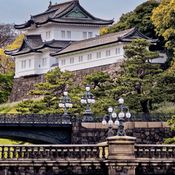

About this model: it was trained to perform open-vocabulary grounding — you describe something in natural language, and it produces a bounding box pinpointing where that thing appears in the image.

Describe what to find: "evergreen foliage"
[17,68,83,115]
[112,39,163,113]
[0,73,13,104]
[101,0,159,38]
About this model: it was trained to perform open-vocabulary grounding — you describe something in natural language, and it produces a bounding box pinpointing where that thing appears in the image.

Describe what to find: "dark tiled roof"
[52,28,157,56]
[14,0,113,29]
[5,35,71,56]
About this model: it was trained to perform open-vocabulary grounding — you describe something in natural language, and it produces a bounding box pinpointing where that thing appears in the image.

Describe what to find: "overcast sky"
[0,0,146,24]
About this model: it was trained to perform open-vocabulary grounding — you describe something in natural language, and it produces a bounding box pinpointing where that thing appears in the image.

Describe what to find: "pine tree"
[113,39,163,113]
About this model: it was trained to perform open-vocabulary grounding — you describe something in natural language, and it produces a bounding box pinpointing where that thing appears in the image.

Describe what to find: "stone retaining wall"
[9,75,44,102]
[72,122,173,144]
[9,63,121,102]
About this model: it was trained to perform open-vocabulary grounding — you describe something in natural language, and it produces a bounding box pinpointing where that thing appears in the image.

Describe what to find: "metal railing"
[0,114,73,126]
[93,113,173,122]
[135,144,175,159]
[0,144,107,160]
[0,113,172,126]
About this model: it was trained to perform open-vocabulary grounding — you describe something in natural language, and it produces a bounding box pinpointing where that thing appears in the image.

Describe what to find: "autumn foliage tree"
[0,29,24,103]
[152,0,175,49]
[0,34,24,74]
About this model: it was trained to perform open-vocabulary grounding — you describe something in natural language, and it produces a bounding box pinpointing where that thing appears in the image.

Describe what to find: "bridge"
[0,141,174,174]
[0,113,172,144]
[0,114,174,174]
[0,114,72,144]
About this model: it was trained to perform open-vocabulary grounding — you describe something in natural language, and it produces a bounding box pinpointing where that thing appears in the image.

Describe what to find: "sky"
[0,0,146,24]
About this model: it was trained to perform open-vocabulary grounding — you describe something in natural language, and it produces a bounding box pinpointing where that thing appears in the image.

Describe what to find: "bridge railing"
[0,144,108,160]
[0,114,73,126]
[0,113,173,126]
[135,144,175,159]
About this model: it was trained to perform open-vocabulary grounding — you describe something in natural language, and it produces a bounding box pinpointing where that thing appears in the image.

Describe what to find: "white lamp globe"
[126,112,131,119]
[118,112,125,119]
[108,107,113,113]
[86,86,90,92]
[87,99,92,103]
[112,112,117,118]
[118,98,124,104]
[108,119,113,126]
[65,103,69,108]
[102,119,107,126]
[68,103,73,108]
[115,120,120,126]
[59,103,63,108]
[81,99,86,104]
[91,99,95,104]
[64,91,68,96]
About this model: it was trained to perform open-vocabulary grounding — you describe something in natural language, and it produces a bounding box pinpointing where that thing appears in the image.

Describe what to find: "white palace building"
[6,0,167,79]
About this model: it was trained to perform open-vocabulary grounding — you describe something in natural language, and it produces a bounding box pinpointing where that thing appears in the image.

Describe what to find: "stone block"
[148,122,162,128]
[107,136,136,160]
[134,122,148,128]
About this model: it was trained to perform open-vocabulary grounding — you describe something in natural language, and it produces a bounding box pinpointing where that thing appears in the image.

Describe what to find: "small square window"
[79,56,83,62]
[61,59,66,65]
[46,31,51,39]
[70,57,74,64]
[88,32,93,38]
[87,54,92,60]
[21,60,26,69]
[67,31,71,39]
[116,48,121,55]
[83,32,87,39]
[61,31,66,39]
[97,52,101,58]
[29,59,31,68]
[106,50,111,56]
[42,58,47,67]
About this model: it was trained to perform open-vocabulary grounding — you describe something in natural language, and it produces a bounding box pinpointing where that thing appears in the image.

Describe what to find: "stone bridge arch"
[0,114,73,144]
[0,125,72,144]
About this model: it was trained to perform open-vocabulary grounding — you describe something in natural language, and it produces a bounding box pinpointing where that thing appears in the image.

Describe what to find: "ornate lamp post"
[102,98,131,137]
[81,85,95,122]
[59,91,73,124]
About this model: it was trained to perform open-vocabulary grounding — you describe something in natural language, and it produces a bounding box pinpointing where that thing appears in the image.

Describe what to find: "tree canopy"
[112,39,163,113]
[151,0,175,49]
[101,0,159,38]
[0,34,24,74]
[0,33,24,104]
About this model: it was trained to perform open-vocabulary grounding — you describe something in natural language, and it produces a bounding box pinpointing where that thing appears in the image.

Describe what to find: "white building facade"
[6,0,113,78]
[5,0,166,78]
[57,43,124,72]
[52,28,162,72]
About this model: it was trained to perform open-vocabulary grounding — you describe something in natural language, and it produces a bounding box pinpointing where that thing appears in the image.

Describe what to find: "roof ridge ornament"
[49,1,52,7]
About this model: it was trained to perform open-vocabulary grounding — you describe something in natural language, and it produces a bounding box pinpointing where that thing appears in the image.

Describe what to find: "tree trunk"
[140,100,149,114]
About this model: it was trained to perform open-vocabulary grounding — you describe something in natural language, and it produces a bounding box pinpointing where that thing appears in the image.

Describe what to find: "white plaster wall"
[149,53,167,64]
[57,43,124,72]
[27,24,100,41]
[15,54,36,78]
[15,49,57,78]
